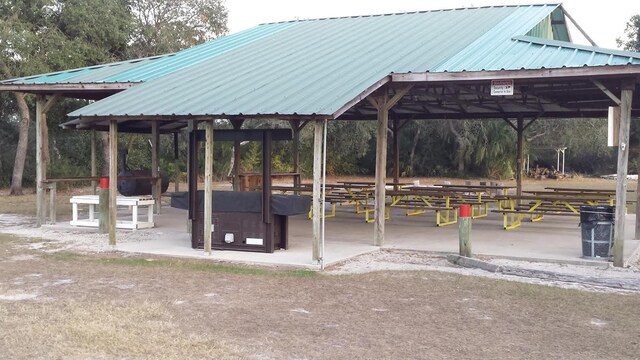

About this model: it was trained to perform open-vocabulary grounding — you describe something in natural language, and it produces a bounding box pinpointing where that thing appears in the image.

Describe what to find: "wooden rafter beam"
[450,84,544,113]
[591,80,621,105]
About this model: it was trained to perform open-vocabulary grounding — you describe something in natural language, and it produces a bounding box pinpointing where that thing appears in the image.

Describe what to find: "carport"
[2,4,640,266]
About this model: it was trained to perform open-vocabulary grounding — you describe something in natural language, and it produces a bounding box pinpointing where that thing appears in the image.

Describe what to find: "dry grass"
[1,300,241,359]
[1,235,639,359]
[1,180,640,359]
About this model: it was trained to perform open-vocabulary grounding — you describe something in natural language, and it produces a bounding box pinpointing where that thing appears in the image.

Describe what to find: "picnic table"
[387,186,502,226]
[493,192,616,230]
[272,183,387,222]
[387,189,460,226]
[544,187,627,194]
[434,183,515,196]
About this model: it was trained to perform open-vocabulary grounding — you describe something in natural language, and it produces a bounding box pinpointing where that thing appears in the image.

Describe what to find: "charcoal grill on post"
[176,128,309,253]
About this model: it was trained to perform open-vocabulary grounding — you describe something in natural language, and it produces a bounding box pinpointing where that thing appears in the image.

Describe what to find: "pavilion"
[2,3,640,266]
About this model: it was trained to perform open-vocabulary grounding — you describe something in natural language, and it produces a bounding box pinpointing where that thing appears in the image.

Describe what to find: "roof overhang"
[335,65,640,121]
[0,82,139,100]
[60,117,188,134]
[390,64,640,83]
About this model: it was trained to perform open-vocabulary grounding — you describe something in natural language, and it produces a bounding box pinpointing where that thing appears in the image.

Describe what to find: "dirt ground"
[1,179,640,359]
[1,234,640,359]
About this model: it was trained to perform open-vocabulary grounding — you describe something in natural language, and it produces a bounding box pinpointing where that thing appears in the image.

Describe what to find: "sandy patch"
[0,293,39,301]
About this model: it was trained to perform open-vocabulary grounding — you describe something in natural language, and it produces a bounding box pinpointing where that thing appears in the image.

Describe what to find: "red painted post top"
[100,177,109,189]
[459,204,471,218]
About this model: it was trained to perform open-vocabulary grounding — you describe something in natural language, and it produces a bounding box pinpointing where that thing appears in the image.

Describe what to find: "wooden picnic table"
[276,183,384,222]
[494,193,616,230]
[524,189,616,197]
[337,180,413,188]
[386,187,499,226]
[434,183,515,195]
[544,187,630,194]
[434,183,515,190]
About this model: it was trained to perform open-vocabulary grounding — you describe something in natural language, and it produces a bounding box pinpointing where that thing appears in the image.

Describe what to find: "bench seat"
[70,195,155,230]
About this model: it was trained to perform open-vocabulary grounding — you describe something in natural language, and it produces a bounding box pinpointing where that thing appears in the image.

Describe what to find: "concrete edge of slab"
[109,248,323,271]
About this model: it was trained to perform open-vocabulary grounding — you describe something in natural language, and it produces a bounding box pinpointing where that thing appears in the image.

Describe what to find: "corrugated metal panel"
[1,23,293,85]
[67,3,640,119]
[71,4,549,118]
[1,55,168,85]
[450,35,640,71]
[434,5,559,71]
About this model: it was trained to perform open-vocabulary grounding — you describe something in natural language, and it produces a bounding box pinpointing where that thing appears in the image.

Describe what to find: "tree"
[0,0,132,194]
[617,15,640,52]
[128,0,228,57]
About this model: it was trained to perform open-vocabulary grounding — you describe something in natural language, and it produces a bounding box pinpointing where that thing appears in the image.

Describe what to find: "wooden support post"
[203,121,214,254]
[173,132,179,193]
[374,98,389,247]
[186,121,194,192]
[91,130,97,195]
[99,177,109,234]
[35,95,59,226]
[262,131,274,252]
[109,120,118,247]
[369,86,412,247]
[151,121,160,214]
[636,174,640,240]
[291,119,301,188]
[48,183,56,224]
[187,126,198,236]
[231,120,243,191]
[459,204,472,257]
[35,98,45,226]
[516,118,524,201]
[613,81,635,267]
[312,120,323,262]
[392,119,400,189]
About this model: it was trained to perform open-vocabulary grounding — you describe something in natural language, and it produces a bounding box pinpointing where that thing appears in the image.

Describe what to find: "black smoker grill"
[173,128,310,253]
[171,191,309,252]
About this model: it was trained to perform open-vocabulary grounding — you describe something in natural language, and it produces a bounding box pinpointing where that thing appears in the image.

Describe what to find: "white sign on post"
[490,79,514,96]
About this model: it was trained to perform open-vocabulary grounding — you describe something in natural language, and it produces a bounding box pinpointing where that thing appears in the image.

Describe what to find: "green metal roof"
[56,4,640,119]
[0,55,168,85]
[69,4,564,118]
[0,24,293,85]
[438,35,640,72]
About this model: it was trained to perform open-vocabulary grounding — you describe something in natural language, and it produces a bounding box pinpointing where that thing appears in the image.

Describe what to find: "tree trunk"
[457,144,467,173]
[406,128,421,176]
[448,120,468,175]
[100,132,110,176]
[636,162,640,239]
[9,92,30,196]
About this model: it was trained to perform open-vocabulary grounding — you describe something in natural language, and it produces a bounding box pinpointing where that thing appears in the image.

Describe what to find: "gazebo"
[2,3,640,266]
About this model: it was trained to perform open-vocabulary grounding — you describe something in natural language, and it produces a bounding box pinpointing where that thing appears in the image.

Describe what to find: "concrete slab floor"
[91,205,639,269]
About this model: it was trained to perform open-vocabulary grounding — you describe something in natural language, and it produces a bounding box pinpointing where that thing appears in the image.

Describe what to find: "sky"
[225,0,639,50]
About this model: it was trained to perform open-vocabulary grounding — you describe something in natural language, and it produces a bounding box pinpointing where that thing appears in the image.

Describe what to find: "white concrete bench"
[70,195,155,230]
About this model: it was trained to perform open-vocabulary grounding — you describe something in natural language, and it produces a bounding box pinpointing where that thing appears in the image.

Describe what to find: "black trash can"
[579,205,614,259]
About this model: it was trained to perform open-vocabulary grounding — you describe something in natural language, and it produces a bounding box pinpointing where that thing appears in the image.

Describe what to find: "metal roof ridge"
[513,35,640,58]
[257,3,562,26]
